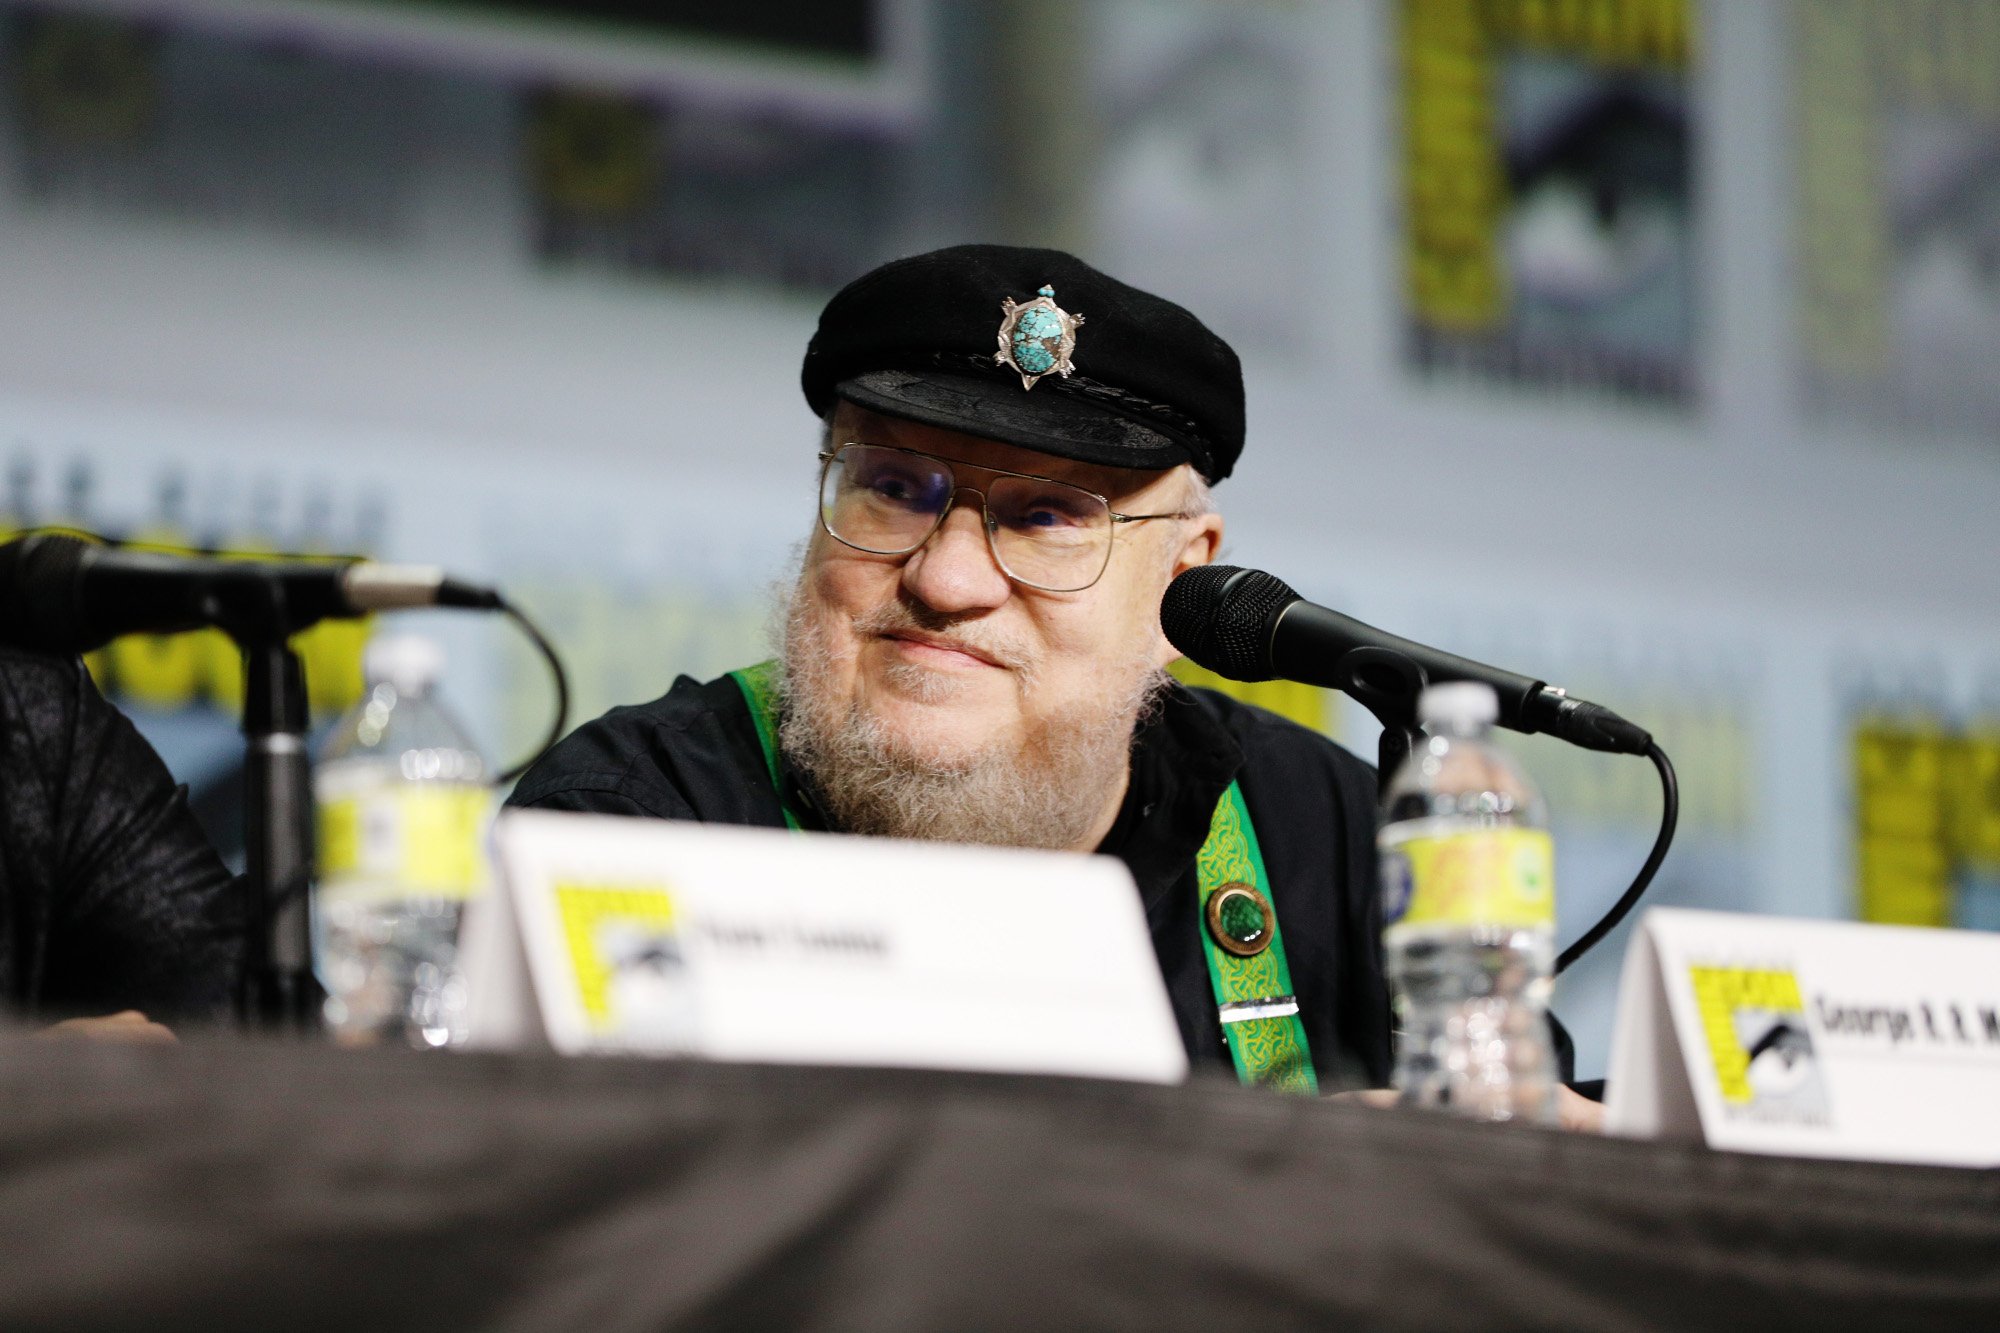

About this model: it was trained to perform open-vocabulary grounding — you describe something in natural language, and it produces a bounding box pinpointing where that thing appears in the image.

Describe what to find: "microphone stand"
[222,581,323,1032]
[1320,645,1430,780]
[1375,714,1430,786]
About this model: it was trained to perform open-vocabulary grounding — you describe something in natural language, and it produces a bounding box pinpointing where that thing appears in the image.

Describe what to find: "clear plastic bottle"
[1378,682,1557,1122]
[314,634,491,1048]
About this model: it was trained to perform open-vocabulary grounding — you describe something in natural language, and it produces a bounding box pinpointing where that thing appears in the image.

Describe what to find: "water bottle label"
[1383,827,1554,929]
[319,787,493,900]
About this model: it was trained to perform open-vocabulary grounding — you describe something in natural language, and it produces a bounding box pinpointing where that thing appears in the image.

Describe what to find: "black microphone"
[1161,564,1651,756]
[0,533,503,653]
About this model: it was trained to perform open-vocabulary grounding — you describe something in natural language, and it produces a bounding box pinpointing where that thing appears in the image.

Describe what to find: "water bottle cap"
[1418,681,1499,728]
[363,633,445,694]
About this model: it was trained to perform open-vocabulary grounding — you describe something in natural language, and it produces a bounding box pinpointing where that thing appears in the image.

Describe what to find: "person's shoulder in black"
[0,646,242,1023]
[506,672,789,829]
[1184,685,1378,816]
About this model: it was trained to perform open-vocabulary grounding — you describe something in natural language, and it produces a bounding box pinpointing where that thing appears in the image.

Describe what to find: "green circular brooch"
[1205,882,1275,958]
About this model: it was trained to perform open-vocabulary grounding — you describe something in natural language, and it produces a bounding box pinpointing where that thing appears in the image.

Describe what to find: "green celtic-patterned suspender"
[728,660,1316,1094]
[1197,783,1317,1094]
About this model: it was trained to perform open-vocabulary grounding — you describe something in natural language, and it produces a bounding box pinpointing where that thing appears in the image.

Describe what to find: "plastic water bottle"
[1378,682,1557,1122]
[314,634,491,1048]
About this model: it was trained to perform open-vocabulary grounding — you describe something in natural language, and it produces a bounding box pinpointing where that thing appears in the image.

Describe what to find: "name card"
[1605,907,2000,1166]
[459,809,1189,1085]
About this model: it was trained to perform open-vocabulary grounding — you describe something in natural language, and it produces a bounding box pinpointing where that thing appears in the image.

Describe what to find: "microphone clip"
[1324,645,1434,778]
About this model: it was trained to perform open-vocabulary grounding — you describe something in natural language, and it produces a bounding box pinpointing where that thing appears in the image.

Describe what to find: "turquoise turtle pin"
[994,283,1084,390]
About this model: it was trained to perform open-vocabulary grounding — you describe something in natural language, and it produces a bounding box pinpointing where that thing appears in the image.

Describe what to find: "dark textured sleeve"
[27,656,244,1022]
[505,717,700,822]
[511,781,697,821]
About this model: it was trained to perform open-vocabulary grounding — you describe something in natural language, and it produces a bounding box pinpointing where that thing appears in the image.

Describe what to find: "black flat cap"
[801,244,1244,482]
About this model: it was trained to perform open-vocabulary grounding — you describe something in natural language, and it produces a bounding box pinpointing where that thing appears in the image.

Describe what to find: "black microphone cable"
[492,593,569,785]
[1555,740,1677,975]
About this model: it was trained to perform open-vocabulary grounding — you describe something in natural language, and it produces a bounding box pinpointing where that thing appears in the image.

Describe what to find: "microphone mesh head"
[1159,564,1297,681]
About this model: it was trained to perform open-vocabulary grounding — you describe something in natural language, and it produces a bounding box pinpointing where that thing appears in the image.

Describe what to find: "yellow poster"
[1401,0,1697,404]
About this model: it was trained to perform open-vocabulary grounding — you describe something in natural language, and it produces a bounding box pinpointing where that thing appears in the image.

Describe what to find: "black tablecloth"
[0,1036,1993,1330]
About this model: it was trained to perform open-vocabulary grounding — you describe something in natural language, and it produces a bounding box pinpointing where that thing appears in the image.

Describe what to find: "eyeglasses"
[816,443,1194,593]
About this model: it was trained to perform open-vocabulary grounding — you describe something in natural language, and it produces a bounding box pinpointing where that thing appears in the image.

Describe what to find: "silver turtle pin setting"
[995,284,1084,390]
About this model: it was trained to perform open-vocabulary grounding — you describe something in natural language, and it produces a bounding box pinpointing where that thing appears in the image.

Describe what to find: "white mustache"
[851,602,1035,674]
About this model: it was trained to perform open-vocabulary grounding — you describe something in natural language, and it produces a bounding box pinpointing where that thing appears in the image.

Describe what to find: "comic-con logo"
[1687,964,1830,1124]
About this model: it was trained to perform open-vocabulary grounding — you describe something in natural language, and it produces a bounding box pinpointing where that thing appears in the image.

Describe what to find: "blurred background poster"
[1399,0,1697,405]
[513,0,919,291]
[1796,0,2000,436]
[8,6,424,241]
[1088,0,1311,355]
[1844,658,2000,935]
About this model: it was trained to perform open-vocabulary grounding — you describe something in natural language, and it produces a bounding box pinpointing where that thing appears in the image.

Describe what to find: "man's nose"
[900,488,1011,612]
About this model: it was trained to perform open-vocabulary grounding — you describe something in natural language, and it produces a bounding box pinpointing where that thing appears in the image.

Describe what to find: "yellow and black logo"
[1688,965,1830,1122]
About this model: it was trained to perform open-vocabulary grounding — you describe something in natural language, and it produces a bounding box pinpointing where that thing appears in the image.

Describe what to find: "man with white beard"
[509,245,1393,1093]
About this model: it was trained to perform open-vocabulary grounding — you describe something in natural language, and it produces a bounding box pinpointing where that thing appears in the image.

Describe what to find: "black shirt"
[0,647,242,1022]
[509,672,1394,1088]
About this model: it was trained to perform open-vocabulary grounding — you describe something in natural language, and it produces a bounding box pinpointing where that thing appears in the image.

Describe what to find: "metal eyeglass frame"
[816,442,1195,593]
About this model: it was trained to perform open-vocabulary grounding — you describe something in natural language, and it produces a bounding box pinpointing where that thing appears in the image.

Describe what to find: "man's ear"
[1155,513,1225,668]
[1170,512,1224,581]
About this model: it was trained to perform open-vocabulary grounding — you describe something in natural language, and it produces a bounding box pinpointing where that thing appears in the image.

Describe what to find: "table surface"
[0,1034,1993,1331]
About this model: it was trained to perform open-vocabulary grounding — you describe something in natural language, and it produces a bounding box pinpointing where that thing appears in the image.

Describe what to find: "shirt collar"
[1096,681,1244,907]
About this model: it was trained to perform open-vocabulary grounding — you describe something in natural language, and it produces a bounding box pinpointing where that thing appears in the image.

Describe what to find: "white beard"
[774,567,1169,850]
